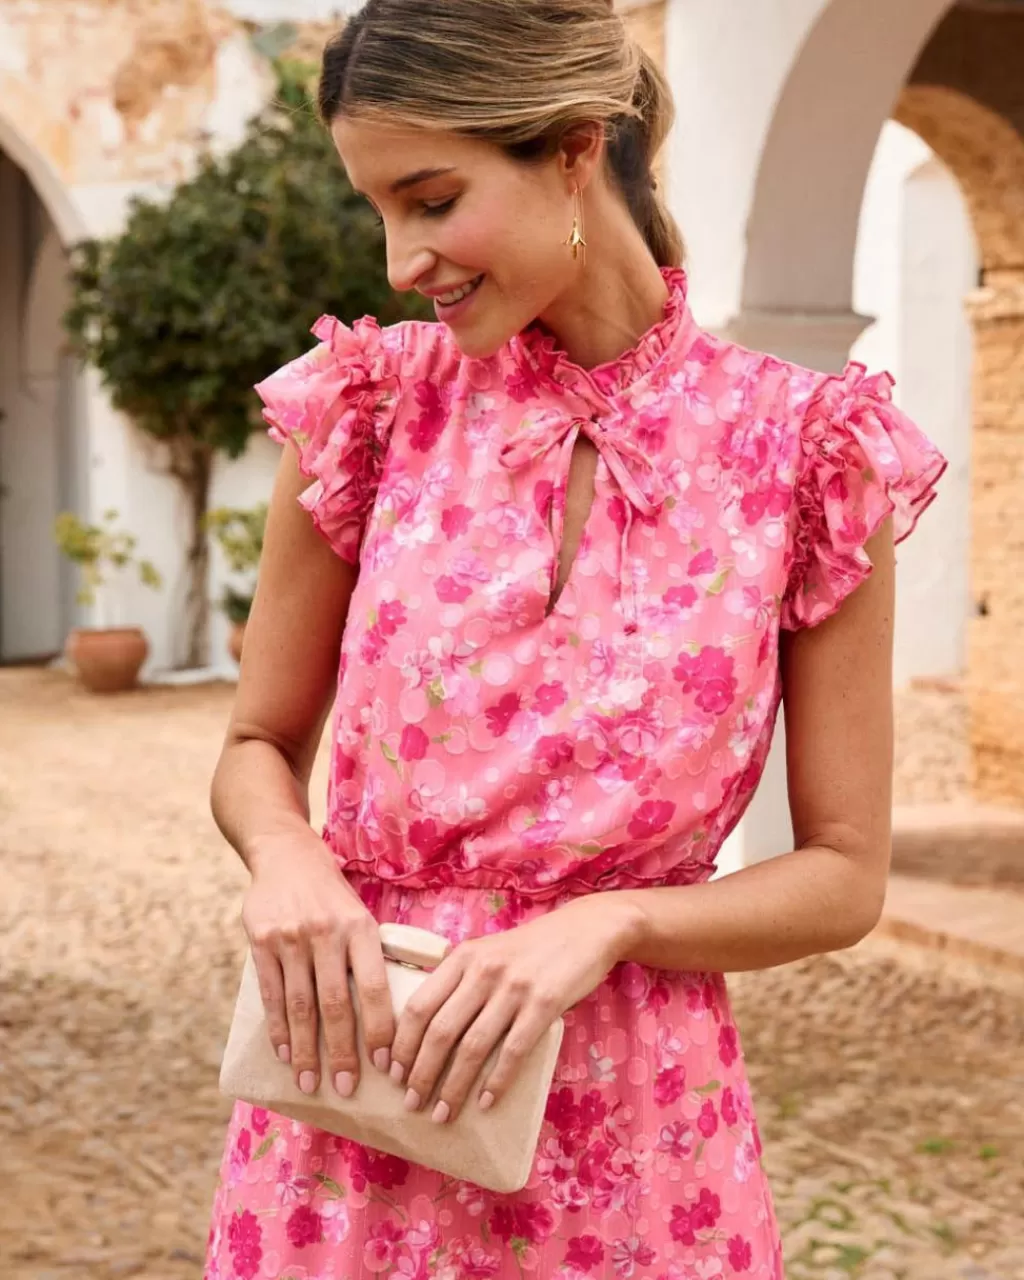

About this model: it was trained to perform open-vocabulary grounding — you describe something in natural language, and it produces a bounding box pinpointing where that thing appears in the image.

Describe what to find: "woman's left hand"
[387,894,642,1123]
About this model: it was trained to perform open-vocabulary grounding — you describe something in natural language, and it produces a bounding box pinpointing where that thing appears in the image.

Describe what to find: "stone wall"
[907,11,1024,804]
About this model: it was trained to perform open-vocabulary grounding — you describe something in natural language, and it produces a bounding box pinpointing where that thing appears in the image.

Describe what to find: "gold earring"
[563,185,586,264]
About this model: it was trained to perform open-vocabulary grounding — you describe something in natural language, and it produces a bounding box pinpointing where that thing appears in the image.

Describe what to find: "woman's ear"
[559,122,605,191]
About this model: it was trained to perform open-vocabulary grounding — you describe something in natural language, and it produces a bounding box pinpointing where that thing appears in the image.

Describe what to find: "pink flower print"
[455,1180,491,1217]
[364,1220,405,1271]
[347,1144,410,1192]
[669,1187,722,1246]
[534,733,575,769]
[577,1138,612,1187]
[435,574,474,604]
[485,691,522,737]
[534,476,556,521]
[533,681,568,717]
[719,1023,739,1067]
[445,1237,502,1278]
[399,724,430,761]
[654,1065,687,1107]
[230,1126,251,1176]
[359,625,389,665]
[578,1088,608,1131]
[612,1236,657,1277]
[698,1098,718,1138]
[644,972,672,1015]
[721,1086,739,1127]
[669,1204,698,1247]
[687,548,716,577]
[673,646,738,715]
[728,1235,753,1272]
[375,597,407,637]
[657,1121,695,1160]
[627,798,675,841]
[408,379,449,450]
[664,583,698,611]
[249,1107,270,1137]
[321,1198,351,1244]
[546,1086,581,1133]
[566,1234,605,1271]
[286,1204,323,1248]
[227,1209,263,1280]
[440,503,474,538]
[407,817,445,861]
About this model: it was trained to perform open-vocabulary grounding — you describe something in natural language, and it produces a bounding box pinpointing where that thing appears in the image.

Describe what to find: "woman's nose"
[386,237,435,295]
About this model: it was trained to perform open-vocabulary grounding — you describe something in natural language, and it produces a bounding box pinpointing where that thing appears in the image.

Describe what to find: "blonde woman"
[204,2,946,1276]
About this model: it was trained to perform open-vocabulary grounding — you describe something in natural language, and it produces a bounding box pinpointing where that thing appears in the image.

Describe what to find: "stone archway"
[0,113,88,663]
[894,85,1024,804]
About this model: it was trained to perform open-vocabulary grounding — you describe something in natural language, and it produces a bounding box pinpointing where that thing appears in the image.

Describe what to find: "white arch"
[0,112,87,247]
[741,0,955,315]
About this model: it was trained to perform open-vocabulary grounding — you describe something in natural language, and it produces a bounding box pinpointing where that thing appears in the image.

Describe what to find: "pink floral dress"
[205,267,946,1280]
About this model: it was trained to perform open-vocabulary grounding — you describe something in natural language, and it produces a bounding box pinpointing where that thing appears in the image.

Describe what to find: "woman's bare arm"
[211,446,394,1098]
[604,517,897,972]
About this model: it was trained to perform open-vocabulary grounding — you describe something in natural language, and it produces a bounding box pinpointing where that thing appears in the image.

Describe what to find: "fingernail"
[299,1071,317,1095]
[390,1060,405,1085]
[373,1047,391,1073]
[431,1100,450,1125]
[334,1071,355,1098]
[478,1090,495,1112]
[277,1044,290,1064]
[403,1087,421,1112]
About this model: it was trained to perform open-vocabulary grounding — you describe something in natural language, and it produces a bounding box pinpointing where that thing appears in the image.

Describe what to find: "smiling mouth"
[433,275,485,307]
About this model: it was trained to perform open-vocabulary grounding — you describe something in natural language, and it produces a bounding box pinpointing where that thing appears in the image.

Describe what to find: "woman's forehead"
[331,118,478,191]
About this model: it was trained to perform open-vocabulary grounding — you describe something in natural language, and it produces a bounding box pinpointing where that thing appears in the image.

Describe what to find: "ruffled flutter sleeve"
[255,315,403,565]
[781,361,948,630]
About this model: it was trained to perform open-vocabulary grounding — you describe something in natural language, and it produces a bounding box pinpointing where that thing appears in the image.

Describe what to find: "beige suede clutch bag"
[219,923,565,1194]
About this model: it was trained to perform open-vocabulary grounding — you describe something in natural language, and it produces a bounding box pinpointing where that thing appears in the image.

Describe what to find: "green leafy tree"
[64,56,429,667]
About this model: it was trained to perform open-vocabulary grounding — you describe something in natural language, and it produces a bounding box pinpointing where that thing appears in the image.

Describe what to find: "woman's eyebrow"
[388,166,457,194]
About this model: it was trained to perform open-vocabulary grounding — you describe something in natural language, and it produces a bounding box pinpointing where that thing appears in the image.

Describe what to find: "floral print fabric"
[206,267,946,1279]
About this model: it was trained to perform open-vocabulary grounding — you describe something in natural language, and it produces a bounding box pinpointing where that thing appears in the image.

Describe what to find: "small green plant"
[206,502,268,625]
[54,509,162,627]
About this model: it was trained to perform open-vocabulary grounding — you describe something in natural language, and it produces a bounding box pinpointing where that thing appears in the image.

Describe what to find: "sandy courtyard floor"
[1,668,1022,1279]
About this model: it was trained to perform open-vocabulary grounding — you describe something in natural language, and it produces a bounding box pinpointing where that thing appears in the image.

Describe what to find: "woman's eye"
[422,198,457,219]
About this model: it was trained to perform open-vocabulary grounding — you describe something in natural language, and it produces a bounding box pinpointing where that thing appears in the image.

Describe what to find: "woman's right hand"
[241,835,395,1098]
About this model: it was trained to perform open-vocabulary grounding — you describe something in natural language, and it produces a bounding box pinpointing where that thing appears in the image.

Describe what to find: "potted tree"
[63,57,429,672]
[54,509,163,693]
[206,502,267,663]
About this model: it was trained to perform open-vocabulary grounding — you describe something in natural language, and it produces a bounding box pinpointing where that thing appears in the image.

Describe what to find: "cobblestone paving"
[1,669,1021,1279]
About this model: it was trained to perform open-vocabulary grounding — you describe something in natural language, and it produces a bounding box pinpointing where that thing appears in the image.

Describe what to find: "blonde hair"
[318,0,685,267]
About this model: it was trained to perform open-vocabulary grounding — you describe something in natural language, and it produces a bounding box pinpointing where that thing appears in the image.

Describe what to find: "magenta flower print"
[728,1234,753,1271]
[627,799,675,841]
[227,1210,262,1280]
[719,1023,739,1067]
[654,1065,688,1107]
[698,1098,719,1138]
[566,1234,605,1271]
[285,1205,323,1249]
[673,647,738,715]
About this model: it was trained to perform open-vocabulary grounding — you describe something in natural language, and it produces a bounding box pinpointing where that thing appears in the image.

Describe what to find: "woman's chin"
[447,320,516,361]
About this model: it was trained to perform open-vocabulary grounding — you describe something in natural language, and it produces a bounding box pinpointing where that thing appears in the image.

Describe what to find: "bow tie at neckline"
[499,407,670,633]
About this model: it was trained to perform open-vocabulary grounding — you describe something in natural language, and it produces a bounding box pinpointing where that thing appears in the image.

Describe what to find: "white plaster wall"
[851,122,974,688]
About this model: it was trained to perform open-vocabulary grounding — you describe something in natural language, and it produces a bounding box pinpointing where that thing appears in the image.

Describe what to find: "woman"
[204,1,947,1276]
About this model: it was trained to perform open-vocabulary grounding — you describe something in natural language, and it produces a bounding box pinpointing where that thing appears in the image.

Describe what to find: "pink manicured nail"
[277,1044,290,1064]
[403,1088,421,1112]
[431,1100,450,1124]
[299,1071,316,1095]
[390,1060,405,1085]
[373,1047,391,1073]
[478,1091,495,1112]
[334,1071,355,1098]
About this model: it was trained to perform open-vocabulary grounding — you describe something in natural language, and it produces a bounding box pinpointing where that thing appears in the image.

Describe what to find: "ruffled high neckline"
[510,265,698,402]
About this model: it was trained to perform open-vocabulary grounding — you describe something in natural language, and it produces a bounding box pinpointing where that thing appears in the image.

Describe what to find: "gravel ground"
[1,668,1021,1280]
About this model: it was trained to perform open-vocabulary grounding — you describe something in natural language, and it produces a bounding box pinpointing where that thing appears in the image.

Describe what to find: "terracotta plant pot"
[228,619,247,664]
[65,626,149,694]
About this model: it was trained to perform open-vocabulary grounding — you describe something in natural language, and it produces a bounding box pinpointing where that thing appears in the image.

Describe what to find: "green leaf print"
[426,676,446,707]
[253,1131,278,1160]
[694,1079,721,1094]
[705,569,730,596]
[568,633,581,647]
[313,1171,346,1198]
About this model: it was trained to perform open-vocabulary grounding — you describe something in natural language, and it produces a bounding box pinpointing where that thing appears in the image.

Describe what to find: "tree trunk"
[170,439,214,670]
